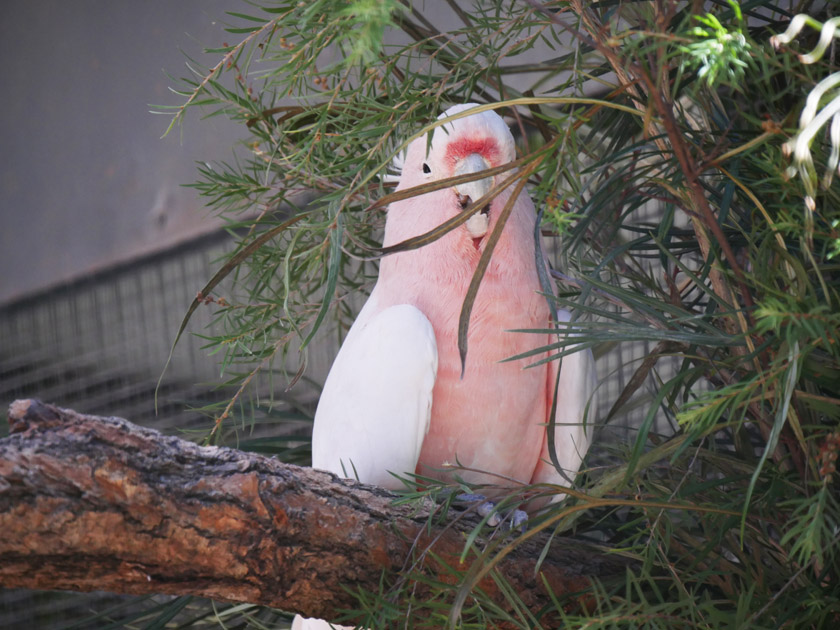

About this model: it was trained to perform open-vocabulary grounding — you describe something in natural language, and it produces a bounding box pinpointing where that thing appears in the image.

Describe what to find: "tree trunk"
[0,399,627,623]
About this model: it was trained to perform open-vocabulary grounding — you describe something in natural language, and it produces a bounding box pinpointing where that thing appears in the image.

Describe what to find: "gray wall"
[0,1,242,303]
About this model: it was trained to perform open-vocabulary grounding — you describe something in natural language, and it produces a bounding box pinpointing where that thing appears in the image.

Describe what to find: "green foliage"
[144,1,840,628]
[682,0,752,88]
[337,0,406,65]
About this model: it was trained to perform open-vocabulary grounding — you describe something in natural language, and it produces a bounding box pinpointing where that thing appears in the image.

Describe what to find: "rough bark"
[0,399,627,623]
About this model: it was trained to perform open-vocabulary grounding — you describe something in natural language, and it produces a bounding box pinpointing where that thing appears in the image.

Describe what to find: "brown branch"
[0,400,629,625]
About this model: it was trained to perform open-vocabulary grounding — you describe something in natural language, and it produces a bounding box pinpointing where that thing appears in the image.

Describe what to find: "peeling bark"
[0,399,627,623]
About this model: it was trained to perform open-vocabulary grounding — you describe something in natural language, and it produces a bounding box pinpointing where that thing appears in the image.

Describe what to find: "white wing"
[531,309,597,493]
[311,304,438,490]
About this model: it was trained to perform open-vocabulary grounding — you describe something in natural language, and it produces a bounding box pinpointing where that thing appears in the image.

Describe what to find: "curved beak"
[454,153,493,202]
[453,153,492,239]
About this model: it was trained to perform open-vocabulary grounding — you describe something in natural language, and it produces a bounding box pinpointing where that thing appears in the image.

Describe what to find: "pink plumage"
[312,104,595,494]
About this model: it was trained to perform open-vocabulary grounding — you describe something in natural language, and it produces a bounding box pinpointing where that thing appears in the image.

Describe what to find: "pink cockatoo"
[311,103,596,499]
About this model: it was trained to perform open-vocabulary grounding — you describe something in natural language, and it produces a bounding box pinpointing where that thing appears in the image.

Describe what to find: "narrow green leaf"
[301,205,344,349]
[458,172,531,376]
[155,212,307,410]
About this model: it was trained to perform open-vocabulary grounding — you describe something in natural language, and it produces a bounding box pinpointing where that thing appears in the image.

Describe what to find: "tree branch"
[0,400,628,624]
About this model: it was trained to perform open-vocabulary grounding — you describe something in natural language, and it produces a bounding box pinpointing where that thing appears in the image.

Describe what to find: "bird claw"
[476,501,501,527]
[454,493,527,531]
[509,508,529,532]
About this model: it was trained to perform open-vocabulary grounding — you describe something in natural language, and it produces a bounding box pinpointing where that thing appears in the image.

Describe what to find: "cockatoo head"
[389,104,517,250]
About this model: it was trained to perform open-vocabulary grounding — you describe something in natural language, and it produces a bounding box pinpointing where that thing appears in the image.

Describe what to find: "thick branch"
[0,400,627,622]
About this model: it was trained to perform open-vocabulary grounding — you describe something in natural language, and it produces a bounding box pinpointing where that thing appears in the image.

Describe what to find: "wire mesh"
[1,233,227,432]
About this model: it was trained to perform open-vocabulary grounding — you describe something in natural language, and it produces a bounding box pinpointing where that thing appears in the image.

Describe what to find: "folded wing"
[311,304,438,489]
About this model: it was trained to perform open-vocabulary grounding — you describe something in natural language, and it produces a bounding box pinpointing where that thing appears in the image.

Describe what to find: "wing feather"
[311,304,438,489]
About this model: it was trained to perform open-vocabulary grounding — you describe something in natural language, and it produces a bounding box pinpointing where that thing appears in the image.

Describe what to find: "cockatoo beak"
[454,153,492,239]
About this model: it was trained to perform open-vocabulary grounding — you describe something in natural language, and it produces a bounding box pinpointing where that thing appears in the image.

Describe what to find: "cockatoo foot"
[455,493,528,531]
[509,508,529,531]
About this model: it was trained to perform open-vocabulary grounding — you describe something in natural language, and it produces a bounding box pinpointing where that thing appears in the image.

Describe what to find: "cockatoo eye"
[422,163,431,174]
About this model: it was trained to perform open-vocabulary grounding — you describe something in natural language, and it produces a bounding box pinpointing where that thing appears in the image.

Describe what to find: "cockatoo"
[311,103,596,500]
